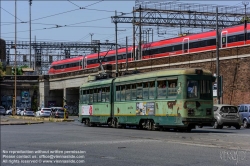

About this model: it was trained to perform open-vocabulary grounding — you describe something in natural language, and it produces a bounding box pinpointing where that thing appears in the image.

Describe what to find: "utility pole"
[139,5,142,60]
[216,6,220,104]
[90,33,94,53]
[29,0,32,68]
[34,35,36,72]
[115,10,118,77]
[133,7,135,60]
[126,36,128,71]
[243,1,249,45]
[14,0,17,115]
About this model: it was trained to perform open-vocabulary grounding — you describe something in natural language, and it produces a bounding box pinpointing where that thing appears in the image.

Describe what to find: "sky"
[0,0,248,55]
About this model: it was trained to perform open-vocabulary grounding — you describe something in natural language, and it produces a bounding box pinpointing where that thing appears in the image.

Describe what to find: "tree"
[12,65,29,75]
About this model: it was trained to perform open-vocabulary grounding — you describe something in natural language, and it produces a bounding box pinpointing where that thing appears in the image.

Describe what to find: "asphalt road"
[1,118,250,166]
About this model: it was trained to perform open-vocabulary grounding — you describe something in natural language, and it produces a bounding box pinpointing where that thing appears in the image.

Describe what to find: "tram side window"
[131,84,137,100]
[106,87,110,102]
[143,82,149,100]
[89,89,94,103]
[125,85,131,101]
[187,80,198,98]
[168,80,178,97]
[121,85,126,101]
[149,81,155,99]
[82,90,86,104]
[85,90,89,104]
[248,33,250,40]
[137,83,143,100]
[157,80,167,99]
[93,89,98,103]
[97,88,102,102]
[116,86,121,101]
[200,80,211,99]
[101,88,107,102]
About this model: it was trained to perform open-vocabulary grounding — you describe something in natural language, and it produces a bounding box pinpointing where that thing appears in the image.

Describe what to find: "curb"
[0,121,44,125]
[9,116,75,122]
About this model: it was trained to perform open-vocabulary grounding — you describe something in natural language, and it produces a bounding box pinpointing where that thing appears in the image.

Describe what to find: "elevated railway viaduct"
[46,44,250,109]
[1,45,250,113]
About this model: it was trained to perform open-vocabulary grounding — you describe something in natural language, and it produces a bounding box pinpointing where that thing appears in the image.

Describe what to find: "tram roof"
[114,68,212,83]
[80,77,114,88]
[80,68,212,88]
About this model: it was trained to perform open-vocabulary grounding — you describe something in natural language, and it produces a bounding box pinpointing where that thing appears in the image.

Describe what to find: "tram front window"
[187,80,198,98]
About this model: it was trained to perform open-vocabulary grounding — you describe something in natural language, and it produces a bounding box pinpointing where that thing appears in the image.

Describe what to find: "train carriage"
[79,68,216,131]
[48,23,250,75]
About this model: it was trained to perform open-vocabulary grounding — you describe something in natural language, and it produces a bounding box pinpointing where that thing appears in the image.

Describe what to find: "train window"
[200,80,211,99]
[82,90,86,104]
[85,90,89,104]
[187,80,198,98]
[102,57,108,62]
[228,35,237,43]
[193,42,200,48]
[168,79,178,97]
[118,55,122,60]
[143,82,149,99]
[108,56,115,62]
[137,83,143,100]
[237,34,244,41]
[200,40,207,47]
[157,80,167,99]
[248,33,250,40]
[149,81,155,99]
[101,88,106,102]
[97,89,102,102]
[159,47,165,54]
[93,89,98,103]
[121,85,126,101]
[208,38,216,46]
[106,87,110,102]
[116,86,121,101]
[127,53,131,58]
[125,85,131,101]
[165,46,171,52]
[131,83,137,100]
[174,44,182,51]
[89,89,93,103]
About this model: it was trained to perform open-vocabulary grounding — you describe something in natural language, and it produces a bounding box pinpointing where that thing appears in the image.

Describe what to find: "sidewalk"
[0,116,44,125]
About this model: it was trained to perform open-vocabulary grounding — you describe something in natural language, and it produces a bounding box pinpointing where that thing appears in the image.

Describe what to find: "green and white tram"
[79,68,215,131]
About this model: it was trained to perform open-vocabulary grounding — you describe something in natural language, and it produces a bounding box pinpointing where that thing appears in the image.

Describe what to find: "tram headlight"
[206,108,212,115]
[188,108,195,116]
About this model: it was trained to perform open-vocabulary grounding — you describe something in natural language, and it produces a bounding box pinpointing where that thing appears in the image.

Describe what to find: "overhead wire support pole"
[216,6,220,104]
[115,10,118,77]
[14,0,17,115]
[243,1,249,45]
[139,5,142,60]
[126,36,128,71]
[133,7,135,61]
[29,0,32,68]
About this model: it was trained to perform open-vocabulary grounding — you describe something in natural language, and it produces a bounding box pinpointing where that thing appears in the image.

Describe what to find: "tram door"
[221,31,228,48]
[182,38,189,53]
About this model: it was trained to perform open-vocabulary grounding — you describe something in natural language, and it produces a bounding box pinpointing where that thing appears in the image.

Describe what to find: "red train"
[48,23,250,75]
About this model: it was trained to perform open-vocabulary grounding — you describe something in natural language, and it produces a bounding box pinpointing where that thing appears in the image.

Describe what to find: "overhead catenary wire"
[0,6,23,22]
